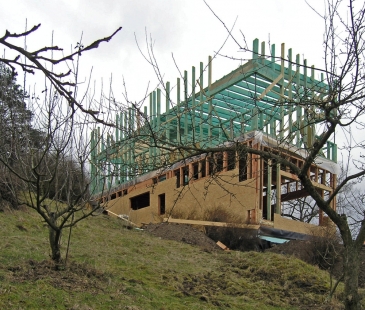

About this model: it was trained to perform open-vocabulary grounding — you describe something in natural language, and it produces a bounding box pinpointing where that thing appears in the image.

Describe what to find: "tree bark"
[48,213,61,263]
[343,241,361,310]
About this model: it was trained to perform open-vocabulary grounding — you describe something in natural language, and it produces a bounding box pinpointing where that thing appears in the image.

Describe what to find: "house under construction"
[90,39,339,242]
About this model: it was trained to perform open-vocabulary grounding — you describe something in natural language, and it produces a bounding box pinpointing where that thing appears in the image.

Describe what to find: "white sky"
[1,0,328,110]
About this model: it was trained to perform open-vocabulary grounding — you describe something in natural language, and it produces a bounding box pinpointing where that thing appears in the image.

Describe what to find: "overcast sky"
[1,0,329,109]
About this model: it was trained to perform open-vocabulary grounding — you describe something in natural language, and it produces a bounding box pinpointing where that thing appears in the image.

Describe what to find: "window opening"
[201,159,206,178]
[216,153,223,172]
[175,170,180,188]
[130,192,150,210]
[239,152,248,182]
[158,174,166,182]
[193,163,199,180]
[183,167,189,185]
[158,193,166,215]
[227,151,236,171]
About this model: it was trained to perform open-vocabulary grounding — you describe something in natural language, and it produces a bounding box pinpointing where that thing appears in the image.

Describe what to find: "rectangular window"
[193,163,199,180]
[183,167,189,185]
[158,193,166,215]
[216,153,223,172]
[175,170,180,188]
[239,152,247,182]
[158,174,167,182]
[201,160,206,178]
[227,151,236,171]
[208,157,214,175]
[130,192,150,210]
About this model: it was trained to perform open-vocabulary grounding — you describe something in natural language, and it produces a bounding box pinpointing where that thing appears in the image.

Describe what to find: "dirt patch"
[143,222,221,252]
[6,259,109,293]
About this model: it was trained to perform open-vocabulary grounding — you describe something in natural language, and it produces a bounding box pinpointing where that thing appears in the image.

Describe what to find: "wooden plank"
[106,210,139,227]
[311,180,333,192]
[280,170,333,192]
[216,241,230,251]
[257,73,283,101]
[281,170,299,181]
[163,218,260,230]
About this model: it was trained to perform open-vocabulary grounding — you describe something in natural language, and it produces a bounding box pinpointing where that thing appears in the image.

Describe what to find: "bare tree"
[0,24,120,264]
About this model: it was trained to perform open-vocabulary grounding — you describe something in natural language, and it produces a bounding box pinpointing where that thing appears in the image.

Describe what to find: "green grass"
[0,207,350,309]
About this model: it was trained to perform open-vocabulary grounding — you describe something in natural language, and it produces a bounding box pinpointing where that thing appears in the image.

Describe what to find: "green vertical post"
[157,88,161,131]
[90,129,95,193]
[128,108,132,169]
[116,113,119,142]
[184,70,188,143]
[252,107,258,130]
[303,59,308,146]
[253,38,259,60]
[310,66,316,146]
[271,44,276,70]
[120,112,124,139]
[296,54,301,147]
[131,108,135,171]
[241,113,245,133]
[199,62,204,142]
[279,43,285,140]
[149,92,153,129]
[288,48,293,142]
[149,93,153,168]
[192,66,196,140]
[270,120,275,137]
[166,82,170,142]
[107,135,111,189]
[156,88,161,163]
[208,56,212,144]
[230,119,234,140]
[267,160,272,221]
[177,77,181,143]
[261,41,265,64]
[276,163,281,214]
[124,110,128,137]
[153,91,157,130]
[97,127,101,153]
[124,109,129,180]
[259,111,264,130]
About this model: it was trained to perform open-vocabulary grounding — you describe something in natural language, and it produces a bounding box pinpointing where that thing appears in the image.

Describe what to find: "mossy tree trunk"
[342,237,361,309]
[48,213,62,263]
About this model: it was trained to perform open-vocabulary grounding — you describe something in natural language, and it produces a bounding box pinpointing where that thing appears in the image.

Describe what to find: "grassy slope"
[0,208,349,309]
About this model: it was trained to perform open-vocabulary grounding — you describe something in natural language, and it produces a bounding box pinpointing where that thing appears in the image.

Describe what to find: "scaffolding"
[90,38,338,200]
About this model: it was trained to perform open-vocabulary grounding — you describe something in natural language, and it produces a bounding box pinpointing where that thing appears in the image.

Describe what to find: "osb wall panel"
[273,214,317,235]
[166,169,257,221]
[107,169,258,226]
[107,177,177,225]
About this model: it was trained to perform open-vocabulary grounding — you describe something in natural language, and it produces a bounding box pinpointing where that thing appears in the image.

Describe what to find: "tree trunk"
[48,213,61,263]
[343,242,361,310]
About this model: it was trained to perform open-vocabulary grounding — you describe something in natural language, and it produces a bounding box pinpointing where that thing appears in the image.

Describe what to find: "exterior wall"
[107,168,258,226]
[273,214,317,235]
[102,144,337,237]
[168,168,257,221]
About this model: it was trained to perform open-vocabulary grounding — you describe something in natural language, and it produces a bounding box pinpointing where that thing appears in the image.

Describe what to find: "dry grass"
[0,207,352,309]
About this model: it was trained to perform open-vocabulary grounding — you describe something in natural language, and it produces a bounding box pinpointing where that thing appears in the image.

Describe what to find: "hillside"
[0,207,354,309]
